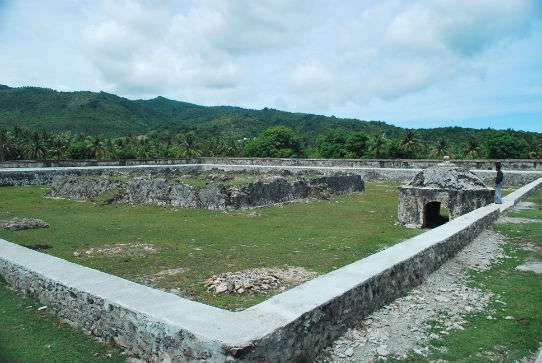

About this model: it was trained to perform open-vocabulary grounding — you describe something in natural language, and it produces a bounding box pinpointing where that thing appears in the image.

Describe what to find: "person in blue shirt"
[495,162,503,204]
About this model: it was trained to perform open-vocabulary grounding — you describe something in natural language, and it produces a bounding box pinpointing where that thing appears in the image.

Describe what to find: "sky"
[1,0,541,132]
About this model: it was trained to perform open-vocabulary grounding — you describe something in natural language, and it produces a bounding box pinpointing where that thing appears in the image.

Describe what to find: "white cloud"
[0,0,541,130]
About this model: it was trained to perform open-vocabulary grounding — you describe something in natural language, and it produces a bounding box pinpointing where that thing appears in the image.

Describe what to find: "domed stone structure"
[398,165,494,228]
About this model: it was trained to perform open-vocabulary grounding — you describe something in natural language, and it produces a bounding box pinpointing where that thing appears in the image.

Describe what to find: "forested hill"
[0,85,537,145]
[0,84,402,139]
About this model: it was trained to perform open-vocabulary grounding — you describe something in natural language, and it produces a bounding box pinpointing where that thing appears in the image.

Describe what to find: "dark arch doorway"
[423,201,449,228]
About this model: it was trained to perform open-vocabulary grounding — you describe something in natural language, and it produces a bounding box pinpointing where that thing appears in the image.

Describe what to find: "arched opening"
[423,201,449,228]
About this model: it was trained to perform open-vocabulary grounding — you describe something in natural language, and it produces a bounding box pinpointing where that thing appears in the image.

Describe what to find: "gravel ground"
[72,243,160,257]
[516,261,542,274]
[514,201,538,210]
[497,216,541,224]
[317,229,507,363]
[0,217,49,231]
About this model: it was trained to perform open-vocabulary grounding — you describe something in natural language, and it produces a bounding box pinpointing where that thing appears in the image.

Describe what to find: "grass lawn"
[0,278,124,363]
[0,182,419,310]
[392,188,542,363]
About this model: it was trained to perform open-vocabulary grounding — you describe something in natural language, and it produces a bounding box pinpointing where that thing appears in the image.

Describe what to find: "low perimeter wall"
[1,157,541,171]
[1,169,540,361]
[1,163,541,187]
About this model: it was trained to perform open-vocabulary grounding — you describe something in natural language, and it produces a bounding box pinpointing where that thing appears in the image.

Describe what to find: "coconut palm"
[370,133,387,158]
[463,138,480,159]
[28,131,47,159]
[0,128,12,161]
[431,139,448,158]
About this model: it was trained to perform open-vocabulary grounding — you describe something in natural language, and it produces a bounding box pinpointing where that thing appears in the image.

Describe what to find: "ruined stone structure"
[48,171,364,210]
[398,166,495,228]
[1,159,541,361]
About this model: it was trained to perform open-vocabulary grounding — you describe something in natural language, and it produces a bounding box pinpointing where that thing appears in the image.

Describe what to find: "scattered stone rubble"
[204,266,318,294]
[318,230,507,363]
[0,217,49,231]
[73,243,160,258]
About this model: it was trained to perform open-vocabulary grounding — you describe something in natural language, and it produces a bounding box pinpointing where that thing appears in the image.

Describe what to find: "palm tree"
[28,131,47,159]
[431,139,448,158]
[183,132,201,158]
[399,130,422,157]
[104,138,118,160]
[50,133,72,160]
[370,134,386,158]
[136,139,153,159]
[87,136,105,159]
[463,138,480,159]
[0,128,12,161]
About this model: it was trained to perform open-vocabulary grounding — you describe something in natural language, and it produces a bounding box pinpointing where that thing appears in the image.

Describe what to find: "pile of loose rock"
[73,243,160,258]
[204,266,318,294]
[0,217,49,231]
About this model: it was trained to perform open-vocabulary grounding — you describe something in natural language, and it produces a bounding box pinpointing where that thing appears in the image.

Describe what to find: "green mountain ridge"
[0,84,538,145]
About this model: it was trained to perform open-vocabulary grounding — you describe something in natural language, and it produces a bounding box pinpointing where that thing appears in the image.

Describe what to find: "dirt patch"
[73,243,160,258]
[140,267,188,284]
[514,201,538,210]
[516,261,542,274]
[519,241,542,254]
[204,266,318,294]
[0,217,49,231]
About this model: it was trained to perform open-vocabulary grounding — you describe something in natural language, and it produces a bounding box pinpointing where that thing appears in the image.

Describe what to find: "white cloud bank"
[1,0,541,130]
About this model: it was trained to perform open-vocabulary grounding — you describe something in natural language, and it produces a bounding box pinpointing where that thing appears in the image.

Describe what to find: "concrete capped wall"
[1,157,541,171]
[1,167,540,361]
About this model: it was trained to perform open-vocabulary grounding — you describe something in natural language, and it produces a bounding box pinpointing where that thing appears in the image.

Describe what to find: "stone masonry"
[398,165,495,228]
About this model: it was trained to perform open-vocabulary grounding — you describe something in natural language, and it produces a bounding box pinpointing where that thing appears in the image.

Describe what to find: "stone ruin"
[48,170,364,210]
[398,165,494,228]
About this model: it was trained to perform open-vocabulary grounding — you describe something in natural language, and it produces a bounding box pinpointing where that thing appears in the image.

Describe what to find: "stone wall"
[398,188,495,228]
[2,163,541,188]
[1,156,541,170]
[48,173,364,210]
[1,174,539,361]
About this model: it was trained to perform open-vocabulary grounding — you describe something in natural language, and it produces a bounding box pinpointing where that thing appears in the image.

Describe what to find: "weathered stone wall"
[3,163,539,188]
[397,166,496,228]
[0,177,541,362]
[1,157,541,170]
[48,173,364,210]
[239,205,500,362]
[398,188,495,227]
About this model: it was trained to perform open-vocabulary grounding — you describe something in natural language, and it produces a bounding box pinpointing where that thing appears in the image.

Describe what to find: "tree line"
[0,125,540,162]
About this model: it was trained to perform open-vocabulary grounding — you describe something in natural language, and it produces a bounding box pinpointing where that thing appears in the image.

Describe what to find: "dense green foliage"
[483,133,531,159]
[0,85,540,160]
[243,126,304,158]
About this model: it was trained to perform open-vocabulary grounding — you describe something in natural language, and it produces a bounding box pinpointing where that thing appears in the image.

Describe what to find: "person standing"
[495,162,503,204]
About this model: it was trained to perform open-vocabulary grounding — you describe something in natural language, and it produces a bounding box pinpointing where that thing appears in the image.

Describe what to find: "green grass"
[391,189,542,363]
[0,278,124,363]
[0,182,418,310]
